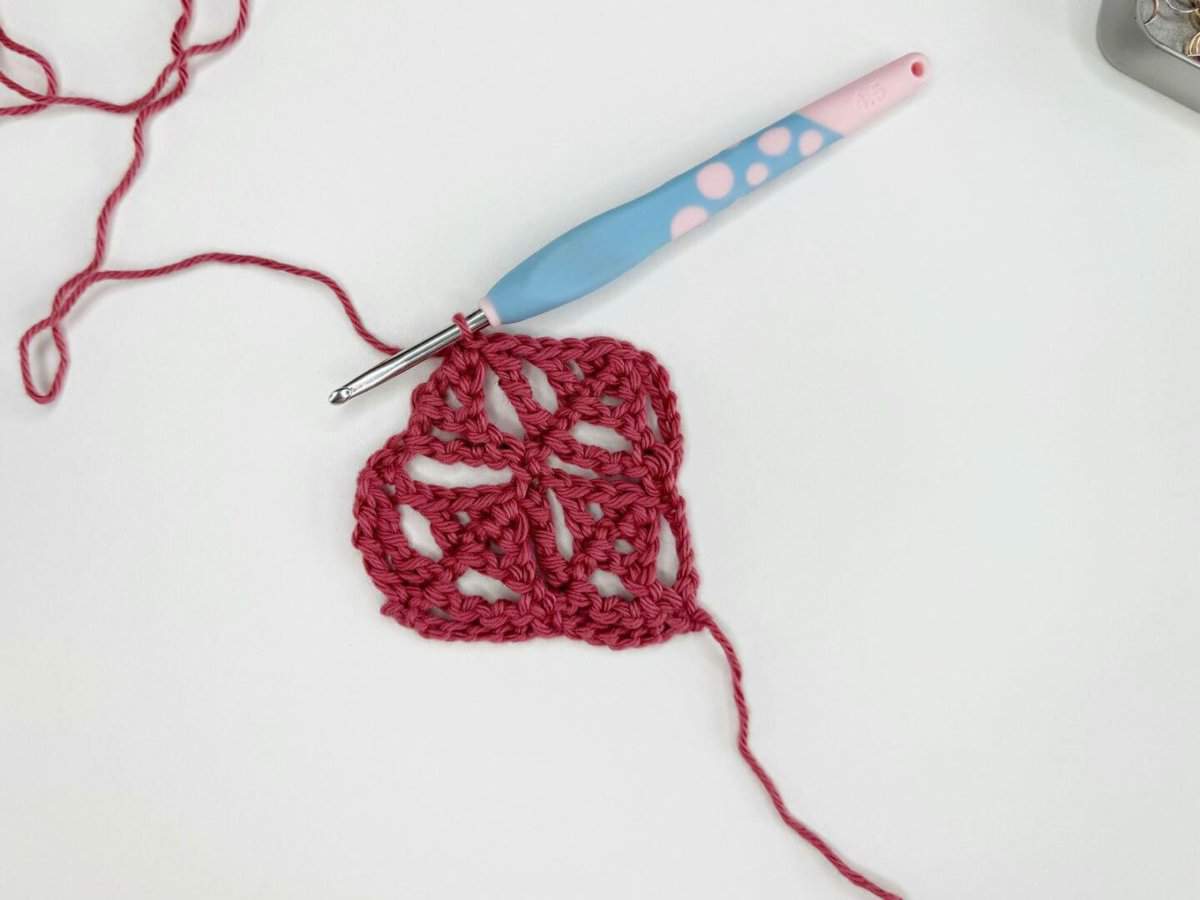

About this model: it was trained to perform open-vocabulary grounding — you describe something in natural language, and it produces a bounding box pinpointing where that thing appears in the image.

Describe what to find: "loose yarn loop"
[2,1,398,404]
[355,325,901,900]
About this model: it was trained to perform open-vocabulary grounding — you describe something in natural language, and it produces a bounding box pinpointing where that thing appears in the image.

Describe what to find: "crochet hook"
[330,52,928,405]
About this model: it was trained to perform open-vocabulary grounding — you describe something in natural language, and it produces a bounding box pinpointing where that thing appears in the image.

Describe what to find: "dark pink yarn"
[353,325,701,647]
[353,322,902,900]
[7,6,902,897]
[4,0,399,405]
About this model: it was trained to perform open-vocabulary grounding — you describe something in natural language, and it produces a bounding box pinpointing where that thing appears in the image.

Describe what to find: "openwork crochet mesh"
[353,327,702,648]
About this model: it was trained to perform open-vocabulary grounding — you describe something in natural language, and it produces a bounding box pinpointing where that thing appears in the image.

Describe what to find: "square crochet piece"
[353,331,702,648]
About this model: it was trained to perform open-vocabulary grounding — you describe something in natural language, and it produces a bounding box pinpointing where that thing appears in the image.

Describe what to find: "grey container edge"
[1098,0,1200,113]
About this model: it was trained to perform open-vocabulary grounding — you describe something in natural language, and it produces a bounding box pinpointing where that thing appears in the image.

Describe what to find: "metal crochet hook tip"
[328,308,490,405]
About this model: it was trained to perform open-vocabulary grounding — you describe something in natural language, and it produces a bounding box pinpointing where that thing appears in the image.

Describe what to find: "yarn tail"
[699,612,903,900]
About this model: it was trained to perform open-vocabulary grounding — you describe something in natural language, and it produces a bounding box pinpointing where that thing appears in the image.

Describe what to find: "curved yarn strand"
[702,612,902,900]
[2,1,397,403]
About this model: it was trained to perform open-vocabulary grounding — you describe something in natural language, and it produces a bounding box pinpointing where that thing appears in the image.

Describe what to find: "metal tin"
[1098,0,1200,113]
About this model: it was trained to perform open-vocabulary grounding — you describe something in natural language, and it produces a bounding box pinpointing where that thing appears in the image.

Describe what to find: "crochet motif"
[353,326,702,648]
[353,325,902,900]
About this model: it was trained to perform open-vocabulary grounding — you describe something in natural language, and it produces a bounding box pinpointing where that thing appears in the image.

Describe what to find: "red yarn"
[702,614,901,900]
[7,7,901,897]
[355,323,901,899]
[3,1,398,404]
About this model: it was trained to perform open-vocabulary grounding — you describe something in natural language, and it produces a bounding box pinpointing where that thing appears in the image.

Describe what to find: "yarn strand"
[701,612,902,900]
[2,1,397,403]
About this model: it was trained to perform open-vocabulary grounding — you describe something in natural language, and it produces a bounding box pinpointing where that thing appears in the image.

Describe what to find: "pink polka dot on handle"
[757,126,791,156]
[670,205,709,239]
[798,129,825,157]
[696,162,734,199]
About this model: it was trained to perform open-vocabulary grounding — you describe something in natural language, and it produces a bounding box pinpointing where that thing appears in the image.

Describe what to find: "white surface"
[2,2,1198,898]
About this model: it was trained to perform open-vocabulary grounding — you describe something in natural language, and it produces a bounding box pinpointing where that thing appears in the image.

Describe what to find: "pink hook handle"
[800,53,929,137]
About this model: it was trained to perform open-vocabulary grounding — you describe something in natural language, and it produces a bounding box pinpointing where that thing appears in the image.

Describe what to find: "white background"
[2,2,1198,898]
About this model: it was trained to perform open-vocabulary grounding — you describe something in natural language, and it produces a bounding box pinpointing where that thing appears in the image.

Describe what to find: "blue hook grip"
[483,113,842,325]
[329,56,928,405]
[482,52,930,326]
